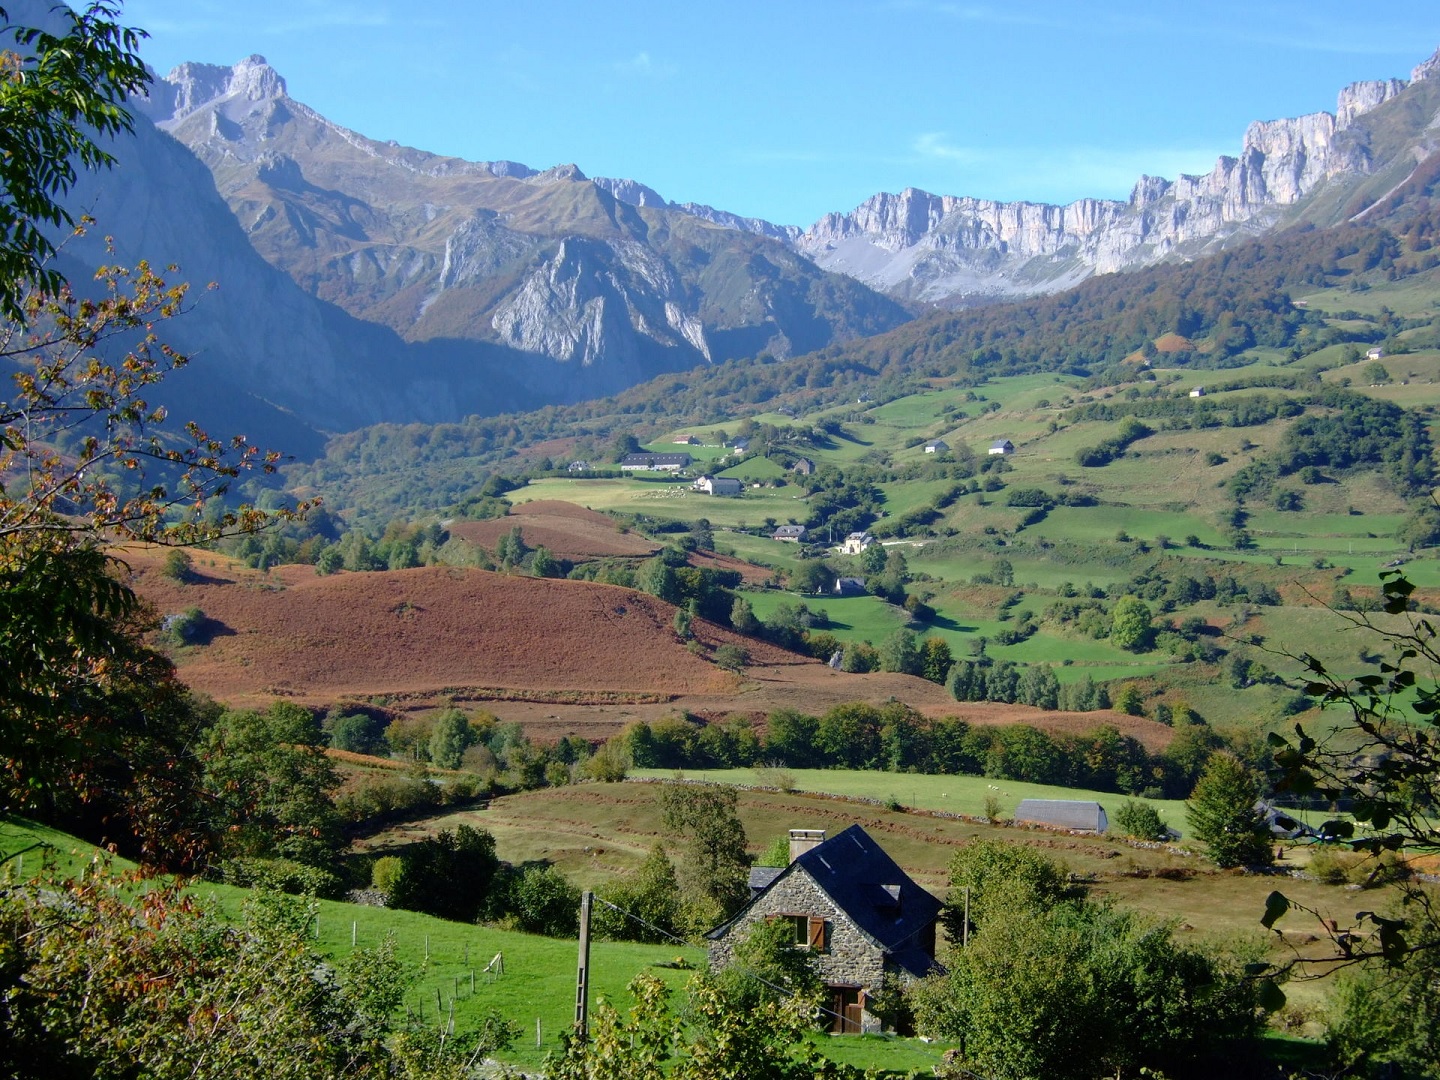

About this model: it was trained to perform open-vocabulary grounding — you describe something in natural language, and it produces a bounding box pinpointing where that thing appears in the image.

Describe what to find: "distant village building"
[1188,387,1205,398]
[692,475,743,496]
[1013,799,1108,833]
[1366,347,1385,361]
[707,826,942,1034]
[834,576,867,596]
[566,460,591,472]
[792,457,817,475]
[924,439,949,454]
[841,531,875,554]
[673,434,700,445]
[730,436,751,453]
[988,439,1014,455]
[619,453,692,472]
[777,405,797,418]
[772,524,807,542]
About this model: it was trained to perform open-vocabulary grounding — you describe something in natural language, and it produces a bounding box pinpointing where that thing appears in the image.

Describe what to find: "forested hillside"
[291,192,1440,518]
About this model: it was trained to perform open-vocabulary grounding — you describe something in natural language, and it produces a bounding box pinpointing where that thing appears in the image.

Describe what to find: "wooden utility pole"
[574,891,593,1039]
[963,885,970,948]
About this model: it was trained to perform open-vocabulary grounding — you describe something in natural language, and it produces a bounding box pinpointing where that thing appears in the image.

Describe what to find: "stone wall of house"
[707,868,887,992]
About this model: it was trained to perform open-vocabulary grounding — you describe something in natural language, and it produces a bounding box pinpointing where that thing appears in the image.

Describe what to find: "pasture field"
[0,818,702,1073]
[512,476,808,527]
[378,781,1356,984]
[718,454,789,480]
[1299,271,1440,317]
[740,588,916,643]
[629,767,1190,824]
[639,440,730,463]
[712,529,806,571]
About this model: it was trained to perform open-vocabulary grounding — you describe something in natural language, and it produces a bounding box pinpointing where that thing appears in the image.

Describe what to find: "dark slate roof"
[749,866,785,894]
[709,825,942,975]
[1013,799,1108,832]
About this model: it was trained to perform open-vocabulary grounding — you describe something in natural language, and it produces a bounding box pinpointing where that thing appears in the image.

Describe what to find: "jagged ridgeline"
[138,57,908,403]
[291,185,1440,518]
[114,41,1440,458]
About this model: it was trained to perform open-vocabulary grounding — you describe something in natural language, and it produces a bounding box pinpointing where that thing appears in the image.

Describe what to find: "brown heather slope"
[446,501,660,561]
[124,548,1172,749]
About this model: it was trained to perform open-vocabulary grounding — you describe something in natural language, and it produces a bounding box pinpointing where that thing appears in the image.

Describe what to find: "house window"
[773,914,827,950]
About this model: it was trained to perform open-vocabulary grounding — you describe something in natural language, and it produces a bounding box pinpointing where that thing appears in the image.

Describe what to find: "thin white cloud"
[912,132,992,166]
[613,51,677,78]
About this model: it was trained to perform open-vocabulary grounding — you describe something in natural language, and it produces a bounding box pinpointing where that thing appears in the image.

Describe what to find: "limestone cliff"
[759,47,1440,305]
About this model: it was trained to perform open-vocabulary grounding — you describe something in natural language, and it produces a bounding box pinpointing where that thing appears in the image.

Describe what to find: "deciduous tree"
[657,782,749,931]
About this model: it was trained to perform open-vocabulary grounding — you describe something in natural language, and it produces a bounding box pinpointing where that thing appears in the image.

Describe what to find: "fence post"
[574,891,593,1039]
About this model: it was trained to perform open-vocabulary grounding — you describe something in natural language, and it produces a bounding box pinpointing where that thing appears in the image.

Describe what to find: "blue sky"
[125,1,1440,227]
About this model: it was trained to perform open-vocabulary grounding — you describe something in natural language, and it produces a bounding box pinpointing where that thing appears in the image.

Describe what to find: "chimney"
[788,829,825,863]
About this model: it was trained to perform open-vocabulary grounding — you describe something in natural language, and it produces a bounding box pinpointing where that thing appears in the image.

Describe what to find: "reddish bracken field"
[122,546,1173,750]
[445,501,659,561]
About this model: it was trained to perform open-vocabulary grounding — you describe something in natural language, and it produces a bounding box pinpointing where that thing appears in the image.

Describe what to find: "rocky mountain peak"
[143,54,288,126]
[529,163,588,183]
[1412,46,1440,83]
[592,177,668,207]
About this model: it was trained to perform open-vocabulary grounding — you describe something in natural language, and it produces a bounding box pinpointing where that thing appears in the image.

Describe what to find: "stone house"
[840,531,874,554]
[924,439,948,454]
[1188,386,1205,398]
[988,438,1014,455]
[707,826,942,1034]
[772,524,807,542]
[792,457,816,475]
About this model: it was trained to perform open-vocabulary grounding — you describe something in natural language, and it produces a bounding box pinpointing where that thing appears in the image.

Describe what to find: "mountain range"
[34,10,1440,449]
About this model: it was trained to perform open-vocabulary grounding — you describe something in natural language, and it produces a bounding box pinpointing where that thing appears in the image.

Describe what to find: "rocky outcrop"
[1337,79,1406,129]
[673,202,804,244]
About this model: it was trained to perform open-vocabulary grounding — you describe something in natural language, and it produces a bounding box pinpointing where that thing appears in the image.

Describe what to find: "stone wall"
[708,867,887,994]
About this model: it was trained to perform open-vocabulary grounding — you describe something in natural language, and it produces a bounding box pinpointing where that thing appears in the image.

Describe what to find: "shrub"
[715,643,748,671]
[1114,799,1167,841]
[387,825,500,922]
[499,863,580,937]
[213,857,345,899]
[371,855,403,900]
[584,738,630,782]
[161,548,196,583]
[162,606,209,645]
